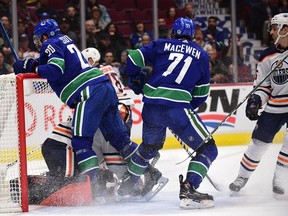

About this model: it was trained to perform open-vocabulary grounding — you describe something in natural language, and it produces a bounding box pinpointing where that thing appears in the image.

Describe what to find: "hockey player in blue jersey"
[118,17,218,209]
[13,19,138,196]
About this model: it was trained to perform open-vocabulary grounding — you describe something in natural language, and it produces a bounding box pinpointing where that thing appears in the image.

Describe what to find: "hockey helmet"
[269,13,288,44]
[33,19,60,46]
[81,47,101,66]
[171,17,195,39]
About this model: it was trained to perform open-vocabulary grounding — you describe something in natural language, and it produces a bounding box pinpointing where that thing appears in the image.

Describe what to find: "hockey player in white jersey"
[229,13,288,198]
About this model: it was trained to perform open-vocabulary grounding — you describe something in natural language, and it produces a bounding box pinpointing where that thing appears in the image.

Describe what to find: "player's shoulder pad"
[258,45,278,62]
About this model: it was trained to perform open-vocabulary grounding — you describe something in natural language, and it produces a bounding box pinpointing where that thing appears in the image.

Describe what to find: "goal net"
[0,74,73,212]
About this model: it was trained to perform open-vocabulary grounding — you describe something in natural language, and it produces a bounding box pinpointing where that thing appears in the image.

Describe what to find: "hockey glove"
[128,67,148,95]
[13,58,38,75]
[245,94,262,121]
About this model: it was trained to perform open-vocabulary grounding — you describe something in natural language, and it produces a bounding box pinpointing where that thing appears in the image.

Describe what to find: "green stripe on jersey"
[128,160,147,176]
[74,101,85,136]
[185,109,209,139]
[193,84,210,97]
[128,49,145,67]
[48,57,65,73]
[143,84,192,103]
[78,155,99,173]
[188,161,208,179]
[60,68,104,103]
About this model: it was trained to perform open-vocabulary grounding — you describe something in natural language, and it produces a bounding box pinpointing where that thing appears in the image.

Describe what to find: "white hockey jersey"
[254,45,288,114]
[99,65,134,107]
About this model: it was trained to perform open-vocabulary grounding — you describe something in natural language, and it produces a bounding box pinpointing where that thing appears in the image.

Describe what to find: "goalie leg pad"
[40,175,92,206]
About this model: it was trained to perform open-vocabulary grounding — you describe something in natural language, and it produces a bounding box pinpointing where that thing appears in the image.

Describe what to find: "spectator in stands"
[141,33,152,47]
[101,50,121,79]
[97,32,119,63]
[17,0,39,36]
[118,49,129,87]
[164,6,178,30]
[193,27,211,50]
[0,0,11,18]
[279,0,288,13]
[184,2,206,30]
[202,16,225,52]
[58,17,79,47]
[65,4,80,35]
[206,46,233,83]
[0,50,13,75]
[86,0,111,24]
[130,21,153,49]
[18,33,39,60]
[250,0,278,46]
[104,22,128,62]
[158,18,169,39]
[0,16,13,65]
[222,34,244,67]
[85,19,100,49]
[18,19,28,36]
[90,5,109,31]
[35,0,56,20]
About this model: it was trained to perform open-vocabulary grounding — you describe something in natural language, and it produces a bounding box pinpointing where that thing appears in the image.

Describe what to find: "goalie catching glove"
[128,67,148,95]
[13,58,38,74]
[246,94,262,121]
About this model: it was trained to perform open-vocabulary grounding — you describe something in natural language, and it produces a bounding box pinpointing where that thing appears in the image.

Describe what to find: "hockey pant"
[128,104,218,188]
[71,82,137,180]
[238,112,288,178]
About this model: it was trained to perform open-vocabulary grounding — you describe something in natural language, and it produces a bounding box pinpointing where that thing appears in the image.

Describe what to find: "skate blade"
[180,198,214,209]
[143,176,169,201]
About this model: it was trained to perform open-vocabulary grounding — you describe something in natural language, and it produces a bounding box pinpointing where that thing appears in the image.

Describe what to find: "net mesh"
[0,74,72,212]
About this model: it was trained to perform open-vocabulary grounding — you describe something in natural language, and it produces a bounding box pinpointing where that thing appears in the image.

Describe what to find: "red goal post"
[0,74,73,213]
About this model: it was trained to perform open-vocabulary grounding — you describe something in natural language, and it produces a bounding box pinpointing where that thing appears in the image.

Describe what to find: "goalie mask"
[268,13,288,44]
[81,47,101,67]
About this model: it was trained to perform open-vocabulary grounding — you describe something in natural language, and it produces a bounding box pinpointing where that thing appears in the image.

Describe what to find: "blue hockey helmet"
[33,19,60,46]
[171,17,195,39]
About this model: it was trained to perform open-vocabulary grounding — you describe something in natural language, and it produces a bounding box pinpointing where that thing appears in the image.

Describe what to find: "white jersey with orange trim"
[99,65,134,107]
[47,121,127,179]
[254,46,288,114]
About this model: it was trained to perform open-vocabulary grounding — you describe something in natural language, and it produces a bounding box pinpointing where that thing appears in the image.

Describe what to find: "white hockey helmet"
[81,47,101,66]
[269,13,288,44]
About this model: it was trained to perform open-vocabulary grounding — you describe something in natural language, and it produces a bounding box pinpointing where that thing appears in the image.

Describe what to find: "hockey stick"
[0,20,18,61]
[169,129,222,192]
[6,145,43,170]
[179,53,288,164]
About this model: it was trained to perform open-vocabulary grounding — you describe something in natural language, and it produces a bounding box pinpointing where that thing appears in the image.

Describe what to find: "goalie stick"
[178,52,288,165]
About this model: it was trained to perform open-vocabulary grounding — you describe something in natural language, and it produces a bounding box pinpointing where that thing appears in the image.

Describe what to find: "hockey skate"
[141,165,169,201]
[229,176,248,192]
[116,173,143,202]
[179,175,214,209]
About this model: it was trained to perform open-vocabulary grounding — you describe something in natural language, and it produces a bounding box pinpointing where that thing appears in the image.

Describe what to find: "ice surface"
[7,144,288,216]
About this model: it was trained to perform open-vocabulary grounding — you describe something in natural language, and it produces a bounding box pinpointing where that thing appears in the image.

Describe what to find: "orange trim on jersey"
[66,146,74,177]
[104,157,125,162]
[258,52,277,63]
[278,155,288,163]
[242,157,258,169]
[55,126,72,136]
[269,98,288,103]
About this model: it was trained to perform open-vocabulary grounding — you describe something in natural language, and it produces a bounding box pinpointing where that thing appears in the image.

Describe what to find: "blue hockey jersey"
[37,34,109,107]
[127,38,210,109]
